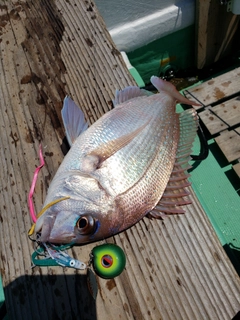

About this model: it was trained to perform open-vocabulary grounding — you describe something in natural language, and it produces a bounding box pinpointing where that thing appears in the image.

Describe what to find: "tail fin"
[61,96,88,146]
[151,76,201,107]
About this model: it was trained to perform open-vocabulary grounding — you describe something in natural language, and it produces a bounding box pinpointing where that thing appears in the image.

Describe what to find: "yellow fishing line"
[28,196,70,236]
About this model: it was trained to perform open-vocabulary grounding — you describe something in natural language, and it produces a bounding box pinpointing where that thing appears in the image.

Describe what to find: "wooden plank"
[215,129,240,162]
[0,1,240,320]
[198,96,240,135]
[199,107,228,135]
[233,162,240,178]
[196,0,240,69]
[212,96,240,127]
[184,67,240,107]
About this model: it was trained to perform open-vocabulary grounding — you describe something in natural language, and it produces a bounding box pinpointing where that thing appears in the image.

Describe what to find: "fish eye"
[76,215,96,235]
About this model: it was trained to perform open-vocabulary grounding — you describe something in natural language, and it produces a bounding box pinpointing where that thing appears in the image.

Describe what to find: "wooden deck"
[184,67,240,177]
[0,1,240,319]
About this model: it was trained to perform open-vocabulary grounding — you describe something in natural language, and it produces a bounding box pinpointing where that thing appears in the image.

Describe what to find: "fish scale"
[35,77,199,244]
[85,94,177,196]
[115,114,179,229]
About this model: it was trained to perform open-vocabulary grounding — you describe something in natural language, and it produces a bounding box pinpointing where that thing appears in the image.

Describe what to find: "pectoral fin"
[83,121,149,172]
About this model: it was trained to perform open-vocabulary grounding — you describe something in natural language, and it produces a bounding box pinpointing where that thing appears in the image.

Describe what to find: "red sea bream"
[35,76,199,244]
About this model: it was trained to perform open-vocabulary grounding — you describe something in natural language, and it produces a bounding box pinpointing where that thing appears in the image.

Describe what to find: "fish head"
[35,196,122,245]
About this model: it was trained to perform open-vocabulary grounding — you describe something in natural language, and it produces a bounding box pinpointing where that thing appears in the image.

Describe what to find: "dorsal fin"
[61,96,88,146]
[113,86,153,107]
[148,108,199,218]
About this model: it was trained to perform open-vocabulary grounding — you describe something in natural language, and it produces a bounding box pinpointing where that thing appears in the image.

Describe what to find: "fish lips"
[39,210,101,244]
[44,211,90,244]
[38,208,123,244]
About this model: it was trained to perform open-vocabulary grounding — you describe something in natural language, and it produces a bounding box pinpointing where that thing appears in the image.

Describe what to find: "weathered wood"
[199,96,240,135]
[1,1,240,320]
[184,67,240,107]
[199,106,228,135]
[233,162,240,177]
[210,96,240,127]
[184,68,240,174]
[215,129,240,162]
[196,0,240,69]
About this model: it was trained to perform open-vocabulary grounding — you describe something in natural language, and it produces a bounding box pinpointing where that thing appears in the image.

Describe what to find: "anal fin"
[148,167,192,219]
[148,108,198,219]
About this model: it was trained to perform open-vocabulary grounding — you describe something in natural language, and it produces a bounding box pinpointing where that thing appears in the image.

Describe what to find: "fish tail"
[150,76,201,107]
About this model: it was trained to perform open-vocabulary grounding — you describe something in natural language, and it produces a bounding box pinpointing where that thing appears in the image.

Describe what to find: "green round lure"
[91,244,126,279]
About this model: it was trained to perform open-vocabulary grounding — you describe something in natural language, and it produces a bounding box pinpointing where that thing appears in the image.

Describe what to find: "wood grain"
[0,1,240,319]
[184,67,240,176]
[196,0,240,69]
[210,96,240,127]
[184,67,240,107]
[215,130,240,162]
[199,106,228,135]
[233,162,240,177]
[199,96,240,135]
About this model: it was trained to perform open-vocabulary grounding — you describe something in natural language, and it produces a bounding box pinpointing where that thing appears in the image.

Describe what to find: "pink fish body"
[35,77,199,244]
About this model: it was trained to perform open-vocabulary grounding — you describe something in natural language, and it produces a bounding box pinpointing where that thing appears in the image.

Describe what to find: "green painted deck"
[183,68,240,275]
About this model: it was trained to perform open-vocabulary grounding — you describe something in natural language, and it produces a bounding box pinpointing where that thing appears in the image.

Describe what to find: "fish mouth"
[35,214,57,243]
[34,211,74,244]
[35,209,121,245]
[36,211,99,244]
[37,223,77,244]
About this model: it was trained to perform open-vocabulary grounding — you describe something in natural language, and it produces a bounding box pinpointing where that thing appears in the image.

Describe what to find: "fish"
[35,76,199,245]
